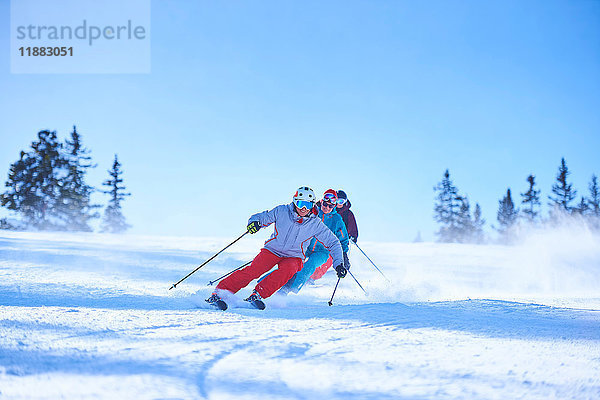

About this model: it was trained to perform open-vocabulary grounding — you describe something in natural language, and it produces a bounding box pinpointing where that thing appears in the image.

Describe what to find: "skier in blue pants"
[279,189,350,294]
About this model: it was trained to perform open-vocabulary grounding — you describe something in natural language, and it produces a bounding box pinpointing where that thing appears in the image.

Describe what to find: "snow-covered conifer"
[472,203,486,244]
[1,130,65,230]
[521,174,541,223]
[101,155,131,233]
[548,158,577,213]
[56,126,100,231]
[434,169,462,242]
[497,188,518,241]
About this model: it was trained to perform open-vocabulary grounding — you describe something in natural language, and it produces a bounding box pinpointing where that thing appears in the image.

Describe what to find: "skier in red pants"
[207,187,347,309]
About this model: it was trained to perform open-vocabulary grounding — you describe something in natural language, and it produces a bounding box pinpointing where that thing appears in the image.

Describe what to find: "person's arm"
[248,205,282,228]
[347,210,358,242]
[336,217,350,253]
[314,221,343,268]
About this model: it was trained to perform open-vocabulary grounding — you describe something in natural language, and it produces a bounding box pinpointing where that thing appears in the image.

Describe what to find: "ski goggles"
[294,199,314,210]
[323,193,338,204]
[337,198,347,205]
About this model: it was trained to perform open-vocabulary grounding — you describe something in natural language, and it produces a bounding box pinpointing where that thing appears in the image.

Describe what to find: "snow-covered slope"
[0,230,599,399]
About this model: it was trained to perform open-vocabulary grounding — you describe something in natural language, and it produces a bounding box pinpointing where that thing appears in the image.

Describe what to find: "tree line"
[434,158,600,244]
[0,126,131,233]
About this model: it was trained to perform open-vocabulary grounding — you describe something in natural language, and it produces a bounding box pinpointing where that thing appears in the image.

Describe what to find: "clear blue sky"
[1,0,599,242]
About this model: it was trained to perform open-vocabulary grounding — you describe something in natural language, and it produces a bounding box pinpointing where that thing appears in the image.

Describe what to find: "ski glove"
[350,236,357,243]
[343,252,351,271]
[247,221,261,234]
[335,264,347,278]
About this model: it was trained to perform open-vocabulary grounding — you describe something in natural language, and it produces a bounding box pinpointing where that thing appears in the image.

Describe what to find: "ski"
[206,292,265,310]
[244,291,266,310]
[212,299,228,310]
[207,298,264,310]
[249,299,266,310]
[206,295,228,310]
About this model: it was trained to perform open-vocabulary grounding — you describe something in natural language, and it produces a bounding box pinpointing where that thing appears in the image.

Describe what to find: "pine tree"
[56,126,100,231]
[548,158,577,213]
[434,169,461,242]
[456,196,474,243]
[588,175,600,217]
[101,155,131,233]
[497,188,518,239]
[573,197,589,215]
[1,150,35,224]
[521,174,541,222]
[472,203,486,244]
[1,130,65,230]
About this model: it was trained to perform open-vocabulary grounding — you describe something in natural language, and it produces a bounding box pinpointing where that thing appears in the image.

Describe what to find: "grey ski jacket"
[248,203,344,267]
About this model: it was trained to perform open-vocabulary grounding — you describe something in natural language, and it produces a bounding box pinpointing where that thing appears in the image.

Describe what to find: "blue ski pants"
[281,251,330,293]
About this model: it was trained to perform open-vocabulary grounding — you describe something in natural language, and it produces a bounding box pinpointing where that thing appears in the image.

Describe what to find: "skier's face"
[321,202,335,214]
[295,205,311,217]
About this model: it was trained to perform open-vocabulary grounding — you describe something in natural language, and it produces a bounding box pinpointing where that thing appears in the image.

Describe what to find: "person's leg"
[284,251,330,293]
[254,257,303,298]
[310,255,333,281]
[216,249,280,294]
[278,263,308,294]
[277,270,298,294]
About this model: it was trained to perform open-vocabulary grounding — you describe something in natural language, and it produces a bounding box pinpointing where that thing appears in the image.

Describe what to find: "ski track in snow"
[0,231,599,399]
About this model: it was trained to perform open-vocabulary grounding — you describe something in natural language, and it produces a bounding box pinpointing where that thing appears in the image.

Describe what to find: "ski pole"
[351,240,390,282]
[169,231,249,290]
[347,269,367,294]
[207,261,252,286]
[328,277,341,306]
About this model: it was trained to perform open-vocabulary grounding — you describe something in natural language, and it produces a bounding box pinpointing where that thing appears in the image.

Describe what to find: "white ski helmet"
[293,186,316,203]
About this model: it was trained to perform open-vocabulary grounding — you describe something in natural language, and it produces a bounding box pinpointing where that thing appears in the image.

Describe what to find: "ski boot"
[206,292,228,310]
[244,290,266,310]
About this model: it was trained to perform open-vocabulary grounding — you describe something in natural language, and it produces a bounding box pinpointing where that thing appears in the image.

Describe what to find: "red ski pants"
[216,248,303,299]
